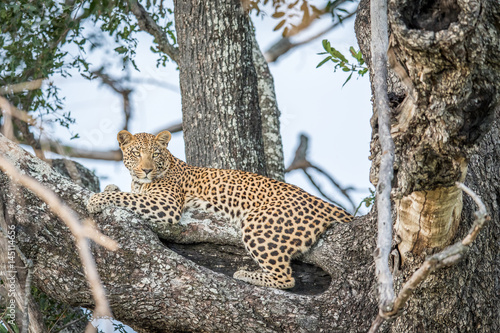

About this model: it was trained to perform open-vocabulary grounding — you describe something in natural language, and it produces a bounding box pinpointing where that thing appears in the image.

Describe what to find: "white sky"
[46,4,373,214]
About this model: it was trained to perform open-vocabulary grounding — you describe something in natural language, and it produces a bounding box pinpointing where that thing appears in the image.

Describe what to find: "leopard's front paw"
[86,193,105,214]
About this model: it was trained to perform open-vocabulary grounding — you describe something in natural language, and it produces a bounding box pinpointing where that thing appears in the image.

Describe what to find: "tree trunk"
[174,0,284,180]
[355,0,500,330]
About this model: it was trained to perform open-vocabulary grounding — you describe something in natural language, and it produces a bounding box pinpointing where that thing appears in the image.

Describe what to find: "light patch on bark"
[395,182,465,261]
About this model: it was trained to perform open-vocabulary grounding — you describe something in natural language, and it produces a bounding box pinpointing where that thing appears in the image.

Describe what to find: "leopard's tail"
[327,204,354,224]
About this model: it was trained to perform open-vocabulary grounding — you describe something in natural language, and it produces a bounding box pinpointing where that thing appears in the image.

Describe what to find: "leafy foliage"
[317,39,368,86]
[0,0,176,138]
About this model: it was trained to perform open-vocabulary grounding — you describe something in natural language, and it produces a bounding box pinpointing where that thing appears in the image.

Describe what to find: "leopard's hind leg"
[234,213,296,289]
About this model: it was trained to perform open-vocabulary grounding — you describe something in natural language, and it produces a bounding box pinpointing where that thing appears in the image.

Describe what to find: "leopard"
[87,130,353,289]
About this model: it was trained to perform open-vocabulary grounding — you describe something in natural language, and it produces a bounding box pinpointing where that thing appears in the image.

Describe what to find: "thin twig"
[51,313,86,333]
[0,156,117,320]
[302,169,346,209]
[309,165,356,211]
[21,260,33,333]
[369,182,490,333]
[371,0,395,313]
[92,69,133,131]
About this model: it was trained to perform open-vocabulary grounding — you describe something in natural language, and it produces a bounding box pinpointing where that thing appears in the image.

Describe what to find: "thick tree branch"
[250,26,285,181]
[0,134,380,332]
[370,0,395,314]
[0,152,117,326]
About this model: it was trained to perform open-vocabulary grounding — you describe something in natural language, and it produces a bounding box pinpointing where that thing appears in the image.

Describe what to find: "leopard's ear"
[155,131,172,147]
[117,130,134,147]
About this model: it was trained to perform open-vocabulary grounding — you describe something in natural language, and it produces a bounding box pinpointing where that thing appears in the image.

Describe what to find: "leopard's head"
[117,130,173,183]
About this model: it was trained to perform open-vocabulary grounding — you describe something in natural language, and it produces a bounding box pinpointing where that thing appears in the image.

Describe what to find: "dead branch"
[285,134,357,212]
[92,69,133,131]
[128,0,179,63]
[370,0,396,313]
[0,96,15,141]
[0,84,45,159]
[0,154,117,326]
[368,182,490,333]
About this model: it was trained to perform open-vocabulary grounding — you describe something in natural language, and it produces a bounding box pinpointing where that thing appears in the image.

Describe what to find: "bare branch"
[371,0,395,313]
[92,69,133,131]
[0,84,44,159]
[128,0,179,63]
[0,153,117,320]
[0,96,15,141]
[285,134,357,212]
[369,182,490,333]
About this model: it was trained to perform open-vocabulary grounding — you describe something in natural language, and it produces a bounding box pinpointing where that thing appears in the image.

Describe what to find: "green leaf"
[316,56,332,68]
[342,72,353,87]
[114,46,127,54]
[322,39,331,53]
[349,46,356,57]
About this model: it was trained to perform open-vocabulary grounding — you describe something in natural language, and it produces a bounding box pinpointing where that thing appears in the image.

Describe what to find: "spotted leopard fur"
[87,130,353,289]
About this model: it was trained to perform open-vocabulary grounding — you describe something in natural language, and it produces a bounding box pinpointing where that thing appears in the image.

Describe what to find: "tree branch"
[370,0,395,314]
[0,134,380,332]
[0,151,117,326]
[128,0,179,63]
[285,134,357,212]
[92,69,133,131]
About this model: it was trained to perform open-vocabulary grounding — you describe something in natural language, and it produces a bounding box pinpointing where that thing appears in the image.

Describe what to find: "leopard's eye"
[132,150,140,157]
[152,152,160,158]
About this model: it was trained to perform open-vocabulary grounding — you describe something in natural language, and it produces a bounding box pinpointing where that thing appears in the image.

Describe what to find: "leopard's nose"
[142,168,153,175]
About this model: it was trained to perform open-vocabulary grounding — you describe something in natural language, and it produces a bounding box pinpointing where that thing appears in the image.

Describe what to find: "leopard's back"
[180,166,352,289]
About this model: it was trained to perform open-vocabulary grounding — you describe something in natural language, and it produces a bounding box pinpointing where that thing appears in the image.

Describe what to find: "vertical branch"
[370,0,395,313]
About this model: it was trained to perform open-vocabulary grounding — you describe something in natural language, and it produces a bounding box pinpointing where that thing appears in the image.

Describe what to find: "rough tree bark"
[356,0,500,330]
[1,0,499,332]
[358,0,500,261]
[174,0,285,180]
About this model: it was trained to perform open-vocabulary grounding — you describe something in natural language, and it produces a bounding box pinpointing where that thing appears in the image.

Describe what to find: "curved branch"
[128,0,179,63]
